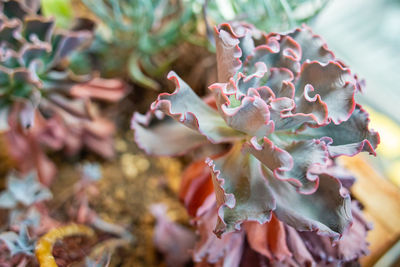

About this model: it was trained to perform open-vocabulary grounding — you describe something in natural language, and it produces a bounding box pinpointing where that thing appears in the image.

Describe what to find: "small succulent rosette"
[0,0,127,130]
[82,0,196,90]
[0,0,127,163]
[132,22,379,265]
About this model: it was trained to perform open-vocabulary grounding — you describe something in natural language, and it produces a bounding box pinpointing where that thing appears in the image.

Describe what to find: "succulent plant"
[81,0,328,91]
[0,0,94,128]
[0,0,127,165]
[81,0,197,90]
[204,0,328,33]
[0,223,35,257]
[132,22,379,265]
[0,171,52,209]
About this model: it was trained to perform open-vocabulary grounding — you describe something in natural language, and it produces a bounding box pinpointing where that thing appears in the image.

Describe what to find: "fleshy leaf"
[269,97,318,131]
[23,17,54,43]
[301,105,380,157]
[261,165,352,240]
[131,112,209,156]
[245,35,300,76]
[150,203,196,267]
[180,159,214,217]
[48,31,92,68]
[81,162,102,181]
[207,145,275,236]
[3,172,52,207]
[285,226,315,266]
[244,137,329,194]
[221,95,274,138]
[265,68,294,98]
[69,78,127,102]
[0,224,35,256]
[214,24,242,82]
[298,202,371,264]
[151,71,242,143]
[288,25,335,64]
[0,191,17,209]
[296,61,356,125]
[19,91,41,128]
[244,214,292,261]
[0,108,10,131]
[2,0,38,19]
[193,204,245,266]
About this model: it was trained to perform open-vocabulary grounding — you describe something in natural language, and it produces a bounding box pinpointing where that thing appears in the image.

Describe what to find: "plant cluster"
[0,0,127,183]
[0,0,383,265]
[204,0,328,32]
[0,0,130,264]
[80,0,328,91]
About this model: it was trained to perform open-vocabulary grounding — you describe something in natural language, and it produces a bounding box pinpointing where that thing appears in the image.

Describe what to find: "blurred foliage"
[203,0,328,31]
[81,0,197,90]
[41,0,73,28]
[0,0,92,129]
[0,224,35,257]
[77,0,328,90]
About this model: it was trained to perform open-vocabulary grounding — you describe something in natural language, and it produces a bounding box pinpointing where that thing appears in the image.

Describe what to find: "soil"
[47,129,191,266]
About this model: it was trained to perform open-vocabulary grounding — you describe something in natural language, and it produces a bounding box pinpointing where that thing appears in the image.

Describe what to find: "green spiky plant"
[204,0,328,32]
[81,0,197,90]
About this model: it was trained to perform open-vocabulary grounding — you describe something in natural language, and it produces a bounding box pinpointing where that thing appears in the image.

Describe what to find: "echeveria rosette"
[0,0,92,129]
[0,0,127,131]
[0,0,127,163]
[132,23,379,241]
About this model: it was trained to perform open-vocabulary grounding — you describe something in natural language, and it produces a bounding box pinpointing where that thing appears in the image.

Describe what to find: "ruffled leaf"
[221,95,274,138]
[244,137,329,194]
[151,71,242,143]
[214,24,242,82]
[269,97,318,131]
[298,202,371,264]
[302,105,380,157]
[288,25,335,64]
[261,164,352,240]
[245,35,300,76]
[296,61,356,125]
[264,68,294,98]
[207,145,275,236]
